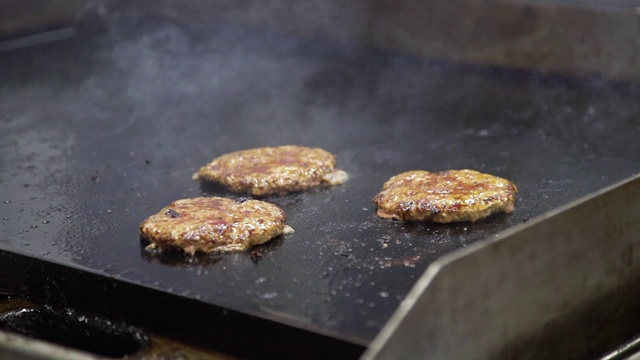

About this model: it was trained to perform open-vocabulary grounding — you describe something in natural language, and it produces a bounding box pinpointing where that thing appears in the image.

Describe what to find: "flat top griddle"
[1,7,639,345]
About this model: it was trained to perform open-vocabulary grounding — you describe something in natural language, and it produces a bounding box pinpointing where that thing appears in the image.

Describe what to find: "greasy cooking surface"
[373,170,517,223]
[1,6,639,344]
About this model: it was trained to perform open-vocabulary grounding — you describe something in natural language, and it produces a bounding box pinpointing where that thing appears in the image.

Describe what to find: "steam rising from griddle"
[71,2,640,171]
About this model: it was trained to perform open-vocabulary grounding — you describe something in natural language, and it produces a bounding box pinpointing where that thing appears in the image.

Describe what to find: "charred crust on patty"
[193,145,348,196]
[165,209,181,218]
[373,169,517,223]
[140,197,293,255]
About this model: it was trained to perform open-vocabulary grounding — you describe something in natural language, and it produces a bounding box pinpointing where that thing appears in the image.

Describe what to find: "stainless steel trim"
[0,330,100,360]
[364,173,640,359]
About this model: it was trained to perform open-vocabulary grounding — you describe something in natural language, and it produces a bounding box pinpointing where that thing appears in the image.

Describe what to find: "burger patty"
[193,145,348,196]
[140,197,294,255]
[373,169,517,223]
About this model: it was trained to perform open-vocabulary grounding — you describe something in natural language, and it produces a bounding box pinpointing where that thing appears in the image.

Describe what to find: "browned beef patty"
[193,145,348,196]
[140,197,294,255]
[373,169,517,223]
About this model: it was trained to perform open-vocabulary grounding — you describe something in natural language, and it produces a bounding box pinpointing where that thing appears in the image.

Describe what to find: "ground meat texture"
[140,197,294,255]
[193,145,348,196]
[373,169,518,223]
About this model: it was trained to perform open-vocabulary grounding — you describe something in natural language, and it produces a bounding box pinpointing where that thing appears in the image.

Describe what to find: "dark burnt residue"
[250,250,263,264]
[0,306,148,358]
[235,197,253,203]
[400,201,414,211]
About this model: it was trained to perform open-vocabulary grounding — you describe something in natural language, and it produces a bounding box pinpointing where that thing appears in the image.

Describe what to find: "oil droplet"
[3,200,10,204]
[2,217,8,220]
[42,220,50,224]
[259,292,278,299]
[379,291,389,298]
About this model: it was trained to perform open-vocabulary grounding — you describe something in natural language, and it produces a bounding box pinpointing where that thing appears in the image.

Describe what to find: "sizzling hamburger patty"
[193,145,348,196]
[373,169,517,223]
[140,197,294,255]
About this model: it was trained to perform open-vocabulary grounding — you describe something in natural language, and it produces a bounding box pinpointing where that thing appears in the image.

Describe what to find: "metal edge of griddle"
[363,172,640,360]
[0,250,366,360]
[599,334,640,360]
[0,330,100,360]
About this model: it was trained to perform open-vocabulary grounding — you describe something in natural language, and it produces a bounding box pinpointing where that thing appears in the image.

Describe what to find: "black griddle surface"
[1,8,639,344]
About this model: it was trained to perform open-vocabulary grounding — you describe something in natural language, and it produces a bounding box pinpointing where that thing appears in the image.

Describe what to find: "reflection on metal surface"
[0,27,75,52]
[0,330,95,360]
[364,173,640,359]
[599,335,640,360]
